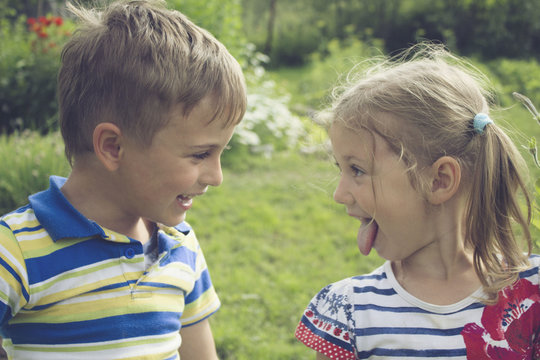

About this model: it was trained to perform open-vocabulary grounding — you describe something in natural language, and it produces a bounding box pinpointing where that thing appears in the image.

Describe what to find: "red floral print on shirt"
[461,278,540,359]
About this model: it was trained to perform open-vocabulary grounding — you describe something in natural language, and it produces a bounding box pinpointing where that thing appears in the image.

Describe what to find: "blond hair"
[58,0,246,164]
[325,43,532,301]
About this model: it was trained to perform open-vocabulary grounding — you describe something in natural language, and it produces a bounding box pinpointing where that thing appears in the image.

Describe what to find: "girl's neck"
[391,251,481,305]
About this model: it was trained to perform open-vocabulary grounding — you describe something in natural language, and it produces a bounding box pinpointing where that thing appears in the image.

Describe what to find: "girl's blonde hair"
[58,0,246,164]
[326,43,532,301]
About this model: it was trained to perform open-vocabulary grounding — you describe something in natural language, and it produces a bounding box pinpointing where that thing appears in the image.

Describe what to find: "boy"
[0,0,246,359]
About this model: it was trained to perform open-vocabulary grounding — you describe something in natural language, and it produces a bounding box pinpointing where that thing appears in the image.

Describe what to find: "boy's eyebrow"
[188,144,221,150]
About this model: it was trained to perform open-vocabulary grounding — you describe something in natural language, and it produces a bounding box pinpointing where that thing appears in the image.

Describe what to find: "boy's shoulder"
[0,203,36,236]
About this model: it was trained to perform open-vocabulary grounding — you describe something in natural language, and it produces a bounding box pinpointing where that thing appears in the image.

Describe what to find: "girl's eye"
[193,152,211,160]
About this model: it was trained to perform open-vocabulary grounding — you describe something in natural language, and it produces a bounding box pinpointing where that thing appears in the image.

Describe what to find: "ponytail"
[329,43,534,302]
[465,123,532,302]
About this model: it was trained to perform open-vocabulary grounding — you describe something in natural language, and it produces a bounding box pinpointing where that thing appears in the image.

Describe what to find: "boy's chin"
[155,213,187,227]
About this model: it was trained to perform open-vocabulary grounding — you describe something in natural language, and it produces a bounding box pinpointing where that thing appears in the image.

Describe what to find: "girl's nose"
[333,176,353,205]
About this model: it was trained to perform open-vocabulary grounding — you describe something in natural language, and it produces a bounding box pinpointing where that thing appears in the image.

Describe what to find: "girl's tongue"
[357,220,378,256]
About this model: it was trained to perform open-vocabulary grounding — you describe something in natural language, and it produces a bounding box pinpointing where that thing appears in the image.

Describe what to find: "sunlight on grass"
[189,152,383,359]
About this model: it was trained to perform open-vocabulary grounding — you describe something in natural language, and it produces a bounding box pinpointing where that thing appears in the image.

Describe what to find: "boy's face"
[117,96,236,227]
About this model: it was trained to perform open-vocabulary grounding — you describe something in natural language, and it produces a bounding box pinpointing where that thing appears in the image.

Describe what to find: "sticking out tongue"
[357,220,378,256]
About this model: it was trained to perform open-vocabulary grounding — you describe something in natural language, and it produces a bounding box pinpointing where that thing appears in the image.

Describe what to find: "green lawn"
[188,152,383,359]
[2,53,540,359]
[187,109,540,358]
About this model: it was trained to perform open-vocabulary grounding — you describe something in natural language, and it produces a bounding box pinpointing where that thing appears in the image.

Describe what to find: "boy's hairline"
[69,95,244,162]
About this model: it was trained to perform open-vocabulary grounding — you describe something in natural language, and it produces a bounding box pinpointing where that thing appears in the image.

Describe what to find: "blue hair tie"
[473,113,493,134]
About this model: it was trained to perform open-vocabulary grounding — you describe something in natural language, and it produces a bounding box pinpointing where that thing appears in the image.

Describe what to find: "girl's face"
[330,121,434,261]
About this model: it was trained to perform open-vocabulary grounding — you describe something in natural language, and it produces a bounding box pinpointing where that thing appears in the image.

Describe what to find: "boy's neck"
[60,161,154,244]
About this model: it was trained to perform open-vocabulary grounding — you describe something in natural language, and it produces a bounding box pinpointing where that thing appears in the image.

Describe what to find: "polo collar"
[30,176,117,242]
[29,176,193,243]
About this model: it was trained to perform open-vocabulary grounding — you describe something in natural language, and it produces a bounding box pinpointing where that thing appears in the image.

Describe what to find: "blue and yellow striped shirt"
[0,176,220,359]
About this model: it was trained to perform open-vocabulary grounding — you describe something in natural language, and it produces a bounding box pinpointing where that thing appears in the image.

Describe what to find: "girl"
[295,44,540,360]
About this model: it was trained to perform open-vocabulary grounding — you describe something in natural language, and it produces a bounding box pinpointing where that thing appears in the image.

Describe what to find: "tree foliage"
[242,0,540,66]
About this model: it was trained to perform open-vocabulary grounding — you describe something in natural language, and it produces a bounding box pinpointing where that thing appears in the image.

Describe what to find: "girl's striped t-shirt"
[296,256,540,359]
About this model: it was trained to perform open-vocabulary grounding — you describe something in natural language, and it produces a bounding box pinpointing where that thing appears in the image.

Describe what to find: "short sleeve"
[295,279,356,360]
[0,220,29,329]
[178,228,220,327]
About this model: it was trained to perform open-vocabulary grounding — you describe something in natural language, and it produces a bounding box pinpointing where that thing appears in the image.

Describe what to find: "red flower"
[53,17,63,26]
[27,17,36,25]
[38,31,48,38]
[461,278,540,359]
[38,16,49,25]
[30,23,42,33]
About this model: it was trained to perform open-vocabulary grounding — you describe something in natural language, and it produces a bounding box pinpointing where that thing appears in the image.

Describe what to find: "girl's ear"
[427,156,461,205]
[93,122,124,171]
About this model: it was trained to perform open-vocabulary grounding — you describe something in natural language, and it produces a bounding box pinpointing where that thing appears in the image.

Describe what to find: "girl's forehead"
[330,121,372,144]
[330,121,397,160]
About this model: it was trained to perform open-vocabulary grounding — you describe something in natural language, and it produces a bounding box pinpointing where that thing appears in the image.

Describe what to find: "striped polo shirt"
[0,176,220,359]
[296,255,540,359]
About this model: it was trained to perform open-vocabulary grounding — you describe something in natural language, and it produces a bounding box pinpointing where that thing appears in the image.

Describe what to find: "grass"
[0,131,70,214]
[188,151,383,359]
[2,101,540,360]
[2,46,540,358]
[188,141,540,359]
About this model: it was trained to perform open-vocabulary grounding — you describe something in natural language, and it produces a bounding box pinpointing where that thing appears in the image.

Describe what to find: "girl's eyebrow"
[343,155,367,163]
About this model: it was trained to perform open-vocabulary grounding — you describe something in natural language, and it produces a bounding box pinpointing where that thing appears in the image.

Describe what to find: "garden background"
[1,0,540,358]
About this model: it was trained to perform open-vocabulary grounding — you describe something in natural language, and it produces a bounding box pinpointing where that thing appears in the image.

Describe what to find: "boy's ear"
[427,156,461,205]
[93,122,123,171]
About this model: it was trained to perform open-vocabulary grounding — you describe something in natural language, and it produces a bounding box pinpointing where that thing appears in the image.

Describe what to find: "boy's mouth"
[176,191,206,209]
[177,195,193,207]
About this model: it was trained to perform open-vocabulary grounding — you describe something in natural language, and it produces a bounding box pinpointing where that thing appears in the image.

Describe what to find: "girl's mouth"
[357,218,378,256]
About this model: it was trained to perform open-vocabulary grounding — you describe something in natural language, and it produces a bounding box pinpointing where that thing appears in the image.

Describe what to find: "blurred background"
[2,0,540,134]
[1,0,540,359]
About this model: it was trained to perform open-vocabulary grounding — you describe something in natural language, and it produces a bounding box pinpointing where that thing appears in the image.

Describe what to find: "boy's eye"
[193,152,211,160]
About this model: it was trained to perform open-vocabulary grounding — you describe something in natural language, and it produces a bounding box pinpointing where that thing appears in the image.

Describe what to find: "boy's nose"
[201,159,223,187]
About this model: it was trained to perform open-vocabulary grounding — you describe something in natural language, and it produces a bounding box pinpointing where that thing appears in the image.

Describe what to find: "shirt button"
[125,248,135,259]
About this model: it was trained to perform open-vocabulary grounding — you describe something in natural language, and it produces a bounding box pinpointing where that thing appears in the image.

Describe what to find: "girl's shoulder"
[527,253,540,265]
[521,254,540,282]
[310,263,389,305]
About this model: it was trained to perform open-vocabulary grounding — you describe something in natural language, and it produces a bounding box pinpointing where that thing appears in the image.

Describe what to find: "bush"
[0,131,70,214]
[486,58,540,107]
[0,14,72,133]
[168,0,246,58]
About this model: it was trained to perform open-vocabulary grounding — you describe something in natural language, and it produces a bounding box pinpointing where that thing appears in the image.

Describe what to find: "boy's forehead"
[166,97,237,130]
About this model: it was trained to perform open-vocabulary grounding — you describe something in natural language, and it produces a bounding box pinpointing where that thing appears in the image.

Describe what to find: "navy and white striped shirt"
[296,256,540,359]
